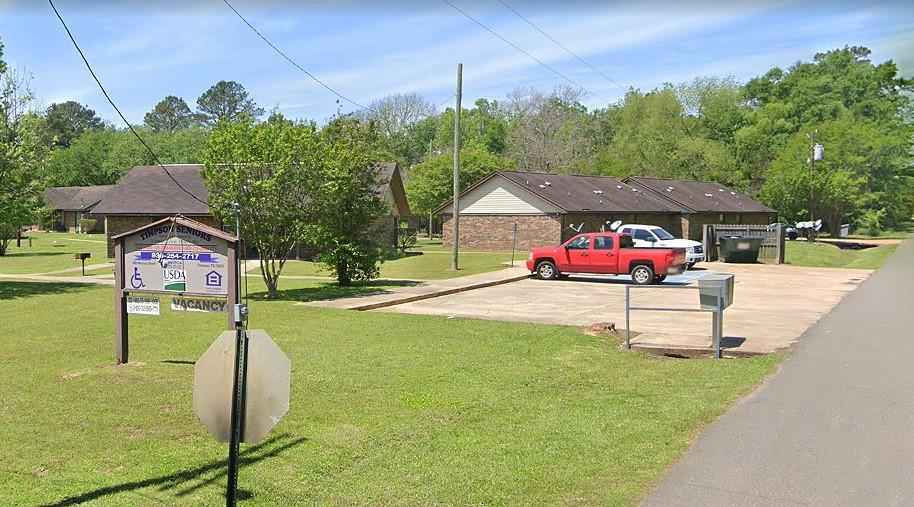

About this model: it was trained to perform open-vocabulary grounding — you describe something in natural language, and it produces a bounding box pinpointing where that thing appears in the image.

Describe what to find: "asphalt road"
[644,237,914,507]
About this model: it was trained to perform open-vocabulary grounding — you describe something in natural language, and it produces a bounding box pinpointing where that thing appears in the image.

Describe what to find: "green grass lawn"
[0,231,108,274]
[273,250,519,280]
[0,277,781,505]
[785,241,899,269]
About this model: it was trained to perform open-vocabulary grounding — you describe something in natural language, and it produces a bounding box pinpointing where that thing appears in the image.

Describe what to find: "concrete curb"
[626,343,767,359]
[349,273,532,311]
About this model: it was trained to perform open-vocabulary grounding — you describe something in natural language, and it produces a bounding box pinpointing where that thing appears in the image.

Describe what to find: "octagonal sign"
[193,330,291,443]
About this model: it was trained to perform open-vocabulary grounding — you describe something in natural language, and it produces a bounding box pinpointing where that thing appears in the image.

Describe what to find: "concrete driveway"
[377,263,871,354]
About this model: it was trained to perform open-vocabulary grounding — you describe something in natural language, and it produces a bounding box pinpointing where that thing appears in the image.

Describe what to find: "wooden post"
[451,63,462,271]
[114,240,128,364]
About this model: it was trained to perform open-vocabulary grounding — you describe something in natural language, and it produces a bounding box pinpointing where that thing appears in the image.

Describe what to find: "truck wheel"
[631,265,654,285]
[536,260,558,280]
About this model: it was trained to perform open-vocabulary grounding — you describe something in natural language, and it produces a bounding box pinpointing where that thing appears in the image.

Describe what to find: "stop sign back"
[193,330,291,443]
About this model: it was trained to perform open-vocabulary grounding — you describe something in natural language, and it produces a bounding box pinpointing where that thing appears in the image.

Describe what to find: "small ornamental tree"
[306,118,387,286]
[202,115,320,299]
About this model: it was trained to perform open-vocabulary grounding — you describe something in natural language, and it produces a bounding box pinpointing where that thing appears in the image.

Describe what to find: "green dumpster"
[719,236,762,263]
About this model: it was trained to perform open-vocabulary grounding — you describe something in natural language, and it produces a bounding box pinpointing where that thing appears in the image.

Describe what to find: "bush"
[396,222,417,253]
[77,218,97,234]
[855,208,886,236]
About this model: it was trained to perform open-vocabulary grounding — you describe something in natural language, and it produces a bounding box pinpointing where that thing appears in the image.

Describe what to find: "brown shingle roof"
[624,177,776,213]
[42,185,113,211]
[91,165,210,215]
[436,171,685,214]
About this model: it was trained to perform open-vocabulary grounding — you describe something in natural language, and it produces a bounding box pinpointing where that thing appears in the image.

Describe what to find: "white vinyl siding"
[459,177,561,215]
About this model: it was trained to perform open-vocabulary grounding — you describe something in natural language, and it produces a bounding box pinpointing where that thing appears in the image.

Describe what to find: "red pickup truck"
[526,232,688,284]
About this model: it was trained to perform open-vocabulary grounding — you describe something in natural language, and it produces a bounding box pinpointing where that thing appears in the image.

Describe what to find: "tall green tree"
[202,115,319,299]
[43,100,103,148]
[306,117,388,286]
[1,42,45,255]
[41,127,210,187]
[196,80,264,126]
[406,146,512,218]
[144,95,195,132]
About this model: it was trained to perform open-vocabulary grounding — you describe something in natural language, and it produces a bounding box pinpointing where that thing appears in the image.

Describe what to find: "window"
[633,229,655,242]
[566,236,590,250]
[594,236,614,250]
[620,235,635,248]
[650,228,675,240]
[620,227,631,234]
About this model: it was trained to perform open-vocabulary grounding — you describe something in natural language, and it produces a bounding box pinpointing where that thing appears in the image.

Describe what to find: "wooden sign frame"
[112,216,240,364]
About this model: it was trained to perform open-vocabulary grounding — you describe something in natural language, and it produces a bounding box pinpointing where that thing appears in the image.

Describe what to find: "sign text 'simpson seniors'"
[123,223,229,296]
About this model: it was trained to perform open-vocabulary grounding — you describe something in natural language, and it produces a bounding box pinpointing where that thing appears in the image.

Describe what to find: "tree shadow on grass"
[43,434,306,506]
[251,280,419,302]
[2,251,73,258]
[0,281,96,301]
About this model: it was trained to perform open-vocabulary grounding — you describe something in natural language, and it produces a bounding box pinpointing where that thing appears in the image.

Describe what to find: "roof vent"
[704,193,713,197]
[730,191,736,195]
[718,188,724,192]
[593,189,603,194]
[539,184,546,189]
[544,181,551,186]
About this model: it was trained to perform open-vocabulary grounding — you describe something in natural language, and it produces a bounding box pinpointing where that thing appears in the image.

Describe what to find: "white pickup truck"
[617,224,704,268]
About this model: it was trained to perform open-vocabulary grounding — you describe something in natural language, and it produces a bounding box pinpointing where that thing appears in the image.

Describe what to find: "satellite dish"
[815,219,822,227]
[609,220,623,231]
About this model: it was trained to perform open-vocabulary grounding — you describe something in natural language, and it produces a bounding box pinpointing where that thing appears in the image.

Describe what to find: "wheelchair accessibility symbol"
[129,267,145,289]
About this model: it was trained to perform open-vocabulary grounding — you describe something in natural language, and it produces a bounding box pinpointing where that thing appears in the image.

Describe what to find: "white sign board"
[171,297,229,313]
[127,296,160,316]
[123,223,229,295]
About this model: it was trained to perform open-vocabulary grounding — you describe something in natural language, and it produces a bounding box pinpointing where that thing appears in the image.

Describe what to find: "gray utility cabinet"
[698,274,734,310]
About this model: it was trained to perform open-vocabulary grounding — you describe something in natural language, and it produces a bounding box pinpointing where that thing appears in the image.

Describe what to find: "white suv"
[618,224,704,268]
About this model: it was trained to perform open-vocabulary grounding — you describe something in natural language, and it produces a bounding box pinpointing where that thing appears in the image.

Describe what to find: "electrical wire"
[441,0,610,105]
[496,0,627,91]
[221,0,374,113]
[48,0,210,208]
[436,93,456,110]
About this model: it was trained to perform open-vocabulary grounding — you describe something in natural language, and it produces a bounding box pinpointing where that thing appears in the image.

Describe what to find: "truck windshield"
[651,228,675,240]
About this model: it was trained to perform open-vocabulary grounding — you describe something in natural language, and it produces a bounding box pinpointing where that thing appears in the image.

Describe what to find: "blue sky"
[1,0,912,124]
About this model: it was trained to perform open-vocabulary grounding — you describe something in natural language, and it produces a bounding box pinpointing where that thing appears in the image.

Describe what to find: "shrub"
[77,218,97,234]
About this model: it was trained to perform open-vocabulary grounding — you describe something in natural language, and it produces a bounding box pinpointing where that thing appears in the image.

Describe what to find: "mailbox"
[698,274,734,310]
[74,252,91,261]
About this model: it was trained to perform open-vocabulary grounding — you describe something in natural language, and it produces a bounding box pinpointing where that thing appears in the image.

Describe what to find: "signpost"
[112,216,239,364]
[113,215,290,506]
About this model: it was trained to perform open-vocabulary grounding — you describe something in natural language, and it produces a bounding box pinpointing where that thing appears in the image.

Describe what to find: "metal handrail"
[625,284,725,358]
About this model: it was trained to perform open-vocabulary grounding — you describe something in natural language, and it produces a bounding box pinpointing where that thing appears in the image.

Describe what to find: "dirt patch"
[35,466,51,477]
[58,371,83,379]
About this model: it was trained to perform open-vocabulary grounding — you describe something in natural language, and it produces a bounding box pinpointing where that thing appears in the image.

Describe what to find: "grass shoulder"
[0,277,780,505]
[785,241,898,270]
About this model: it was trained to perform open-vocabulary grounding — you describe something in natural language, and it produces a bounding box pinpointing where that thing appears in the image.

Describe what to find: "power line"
[48,0,210,208]
[441,0,610,105]
[496,0,627,91]
[221,0,373,113]
[436,93,456,110]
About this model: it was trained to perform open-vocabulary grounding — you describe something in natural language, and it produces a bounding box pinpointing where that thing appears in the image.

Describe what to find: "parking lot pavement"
[376,262,872,354]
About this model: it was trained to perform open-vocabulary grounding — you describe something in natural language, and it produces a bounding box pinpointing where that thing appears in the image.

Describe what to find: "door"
[591,235,618,273]
[563,235,592,271]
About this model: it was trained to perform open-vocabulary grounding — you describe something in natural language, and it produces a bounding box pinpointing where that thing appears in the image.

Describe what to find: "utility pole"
[451,63,462,271]
[808,131,816,223]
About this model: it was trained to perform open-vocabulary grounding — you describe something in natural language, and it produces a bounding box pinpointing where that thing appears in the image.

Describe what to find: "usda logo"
[163,269,187,292]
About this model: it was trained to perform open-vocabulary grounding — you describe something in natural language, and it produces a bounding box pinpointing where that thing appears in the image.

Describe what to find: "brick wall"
[441,214,562,251]
[104,215,220,258]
